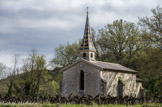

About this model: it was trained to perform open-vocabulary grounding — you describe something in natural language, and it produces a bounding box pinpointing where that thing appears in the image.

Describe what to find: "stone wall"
[61,61,143,97]
[100,71,137,97]
[135,82,144,97]
[61,61,101,97]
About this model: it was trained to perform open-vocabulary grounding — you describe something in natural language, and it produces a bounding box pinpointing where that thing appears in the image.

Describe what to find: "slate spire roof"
[79,7,96,52]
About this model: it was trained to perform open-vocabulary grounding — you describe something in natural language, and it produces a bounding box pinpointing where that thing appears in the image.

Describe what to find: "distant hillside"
[0,67,63,97]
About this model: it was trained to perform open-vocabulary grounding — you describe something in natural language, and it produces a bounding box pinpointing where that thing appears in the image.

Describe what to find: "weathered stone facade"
[101,71,138,97]
[61,61,101,97]
[61,59,143,97]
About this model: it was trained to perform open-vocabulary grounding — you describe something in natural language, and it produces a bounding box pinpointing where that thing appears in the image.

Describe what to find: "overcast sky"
[0,0,161,68]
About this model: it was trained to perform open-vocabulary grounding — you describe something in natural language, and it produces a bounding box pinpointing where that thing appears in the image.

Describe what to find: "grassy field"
[0,103,161,107]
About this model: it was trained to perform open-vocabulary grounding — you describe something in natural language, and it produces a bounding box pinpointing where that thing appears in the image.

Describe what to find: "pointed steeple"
[79,7,96,61]
[84,7,90,36]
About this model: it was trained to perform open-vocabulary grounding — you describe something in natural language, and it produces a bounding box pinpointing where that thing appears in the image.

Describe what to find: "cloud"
[0,0,161,67]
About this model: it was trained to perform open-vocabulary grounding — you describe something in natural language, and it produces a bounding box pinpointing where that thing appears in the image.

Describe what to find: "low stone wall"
[0,94,161,105]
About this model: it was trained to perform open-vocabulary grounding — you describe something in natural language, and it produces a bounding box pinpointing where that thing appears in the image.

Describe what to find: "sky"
[0,0,161,68]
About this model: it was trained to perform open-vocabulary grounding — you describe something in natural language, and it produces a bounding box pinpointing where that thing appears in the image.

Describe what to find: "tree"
[0,62,7,80]
[35,55,46,98]
[137,6,162,96]
[135,48,162,96]
[7,79,13,97]
[139,6,162,49]
[0,50,60,97]
[52,42,79,67]
[7,54,20,97]
[96,19,142,68]
[22,49,47,97]
[91,28,100,60]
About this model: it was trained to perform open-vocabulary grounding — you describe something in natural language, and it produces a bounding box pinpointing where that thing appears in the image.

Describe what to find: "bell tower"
[79,7,96,61]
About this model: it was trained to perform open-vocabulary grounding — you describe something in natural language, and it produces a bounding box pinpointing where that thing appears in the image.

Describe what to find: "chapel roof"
[90,60,137,73]
[62,58,137,73]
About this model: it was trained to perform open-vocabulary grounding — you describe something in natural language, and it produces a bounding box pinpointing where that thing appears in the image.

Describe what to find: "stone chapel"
[61,10,143,97]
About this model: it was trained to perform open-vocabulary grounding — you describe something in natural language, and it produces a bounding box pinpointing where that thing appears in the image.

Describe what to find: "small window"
[80,71,84,90]
[83,53,86,58]
[91,53,93,58]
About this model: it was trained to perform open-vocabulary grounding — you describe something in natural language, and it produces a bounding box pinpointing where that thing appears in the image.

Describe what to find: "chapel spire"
[84,7,90,35]
[79,7,96,61]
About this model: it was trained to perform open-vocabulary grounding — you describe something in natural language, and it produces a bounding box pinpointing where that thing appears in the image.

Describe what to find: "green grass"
[0,103,161,107]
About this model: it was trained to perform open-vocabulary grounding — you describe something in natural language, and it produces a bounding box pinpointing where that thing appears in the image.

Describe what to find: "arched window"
[117,79,123,97]
[91,53,93,58]
[80,71,84,90]
[83,53,86,58]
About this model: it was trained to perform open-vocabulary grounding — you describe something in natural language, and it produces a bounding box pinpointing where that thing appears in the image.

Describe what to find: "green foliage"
[0,62,7,79]
[135,48,162,96]
[0,50,62,97]
[24,79,33,96]
[139,6,162,49]
[13,80,24,96]
[118,77,122,83]
[136,6,162,97]
[22,50,48,97]
[95,6,162,96]
[39,80,59,96]
[52,42,80,67]
[48,67,63,83]
[0,68,61,97]
[7,80,13,97]
[97,19,142,68]
[0,79,9,97]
